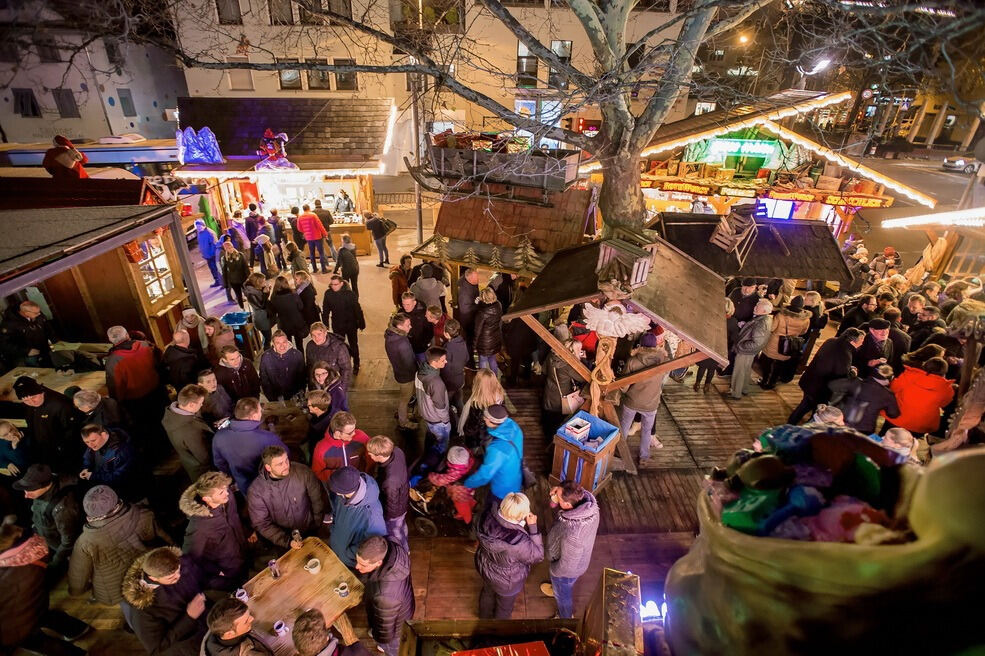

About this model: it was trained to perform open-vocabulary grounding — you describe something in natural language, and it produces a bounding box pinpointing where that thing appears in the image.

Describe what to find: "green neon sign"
[706,138,777,160]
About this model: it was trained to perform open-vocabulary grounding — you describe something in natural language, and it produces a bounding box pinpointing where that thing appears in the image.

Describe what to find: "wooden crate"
[550,433,619,495]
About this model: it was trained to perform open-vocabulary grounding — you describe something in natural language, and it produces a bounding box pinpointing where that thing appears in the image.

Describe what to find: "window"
[277,58,302,89]
[548,40,571,90]
[215,0,243,23]
[269,0,294,24]
[422,0,464,30]
[516,42,538,88]
[328,0,352,19]
[334,58,358,90]
[52,88,80,118]
[34,38,61,62]
[306,58,331,89]
[138,236,176,303]
[117,88,136,116]
[12,88,42,117]
[104,38,125,71]
[226,55,254,90]
[300,0,323,23]
[694,101,716,115]
[710,48,726,62]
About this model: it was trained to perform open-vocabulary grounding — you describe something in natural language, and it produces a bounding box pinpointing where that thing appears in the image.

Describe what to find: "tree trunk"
[598,152,646,232]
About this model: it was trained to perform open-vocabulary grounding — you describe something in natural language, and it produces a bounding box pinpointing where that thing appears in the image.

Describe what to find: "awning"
[0,139,179,166]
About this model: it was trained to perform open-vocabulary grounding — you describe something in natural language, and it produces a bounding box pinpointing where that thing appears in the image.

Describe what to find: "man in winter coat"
[180,472,249,590]
[788,328,865,425]
[198,370,234,428]
[366,436,410,553]
[334,237,361,298]
[312,411,370,482]
[909,305,947,348]
[355,536,414,656]
[727,278,760,324]
[409,264,448,310]
[303,390,339,455]
[475,492,543,619]
[297,204,330,273]
[830,364,900,435]
[730,299,773,399]
[0,300,56,367]
[542,482,599,618]
[878,307,911,375]
[385,314,418,430]
[214,346,261,402]
[259,331,307,401]
[212,398,287,494]
[836,295,878,336]
[400,292,433,358]
[73,388,127,433]
[162,384,214,482]
[104,325,161,405]
[618,332,669,460]
[313,199,339,260]
[79,424,137,501]
[245,204,261,267]
[416,347,451,453]
[201,598,273,656]
[69,486,169,605]
[853,318,893,379]
[247,446,326,549]
[456,268,481,360]
[13,376,81,471]
[327,467,386,567]
[463,405,523,503]
[14,464,82,571]
[323,275,366,374]
[306,322,353,391]
[884,357,955,434]
[195,220,222,288]
[442,319,468,418]
[121,546,207,656]
[293,609,372,656]
[162,330,203,391]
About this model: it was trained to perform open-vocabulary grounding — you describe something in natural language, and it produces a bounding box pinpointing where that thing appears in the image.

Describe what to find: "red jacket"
[883,365,955,433]
[296,212,328,241]
[105,340,160,400]
[311,428,370,482]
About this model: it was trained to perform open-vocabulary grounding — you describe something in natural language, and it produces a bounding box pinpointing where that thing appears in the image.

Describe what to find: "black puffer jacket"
[403,302,432,354]
[179,486,248,586]
[799,334,857,401]
[259,347,307,401]
[829,376,900,435]
[474,508,543,596]
[162,344,203,390]
[374,448,409,520]
[473,301,503,357]
[384,328,417,384]
[23,387,82,471]
[121,548,207,656]
[297,282,320,327]
[322,286,365,335]
[268,290,309,339]
[246,462,326,548]
[358,541,415,644]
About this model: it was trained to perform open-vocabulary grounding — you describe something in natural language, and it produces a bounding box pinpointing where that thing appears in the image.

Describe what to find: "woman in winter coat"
[473,287,504,374]
[267,275,309,350]
[542,340,586,435]
[294,270,321,327]
[0,517,49,650]
[285,241,309,274]
[309,361,349,415]
[883,357,955,435]
[619,333,670,460]
[458,368,506,452]
[797,291,829,374]
[253,235,281,279]
[204,317,236,366]
[474,492,543,619]
[220,241,250,309]
[68,485,170,605]
[243,273,272,350]
[389,255,412,307]
[759,295,812,389]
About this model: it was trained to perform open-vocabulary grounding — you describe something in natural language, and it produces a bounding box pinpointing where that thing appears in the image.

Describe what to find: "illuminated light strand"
[882,206,985,229]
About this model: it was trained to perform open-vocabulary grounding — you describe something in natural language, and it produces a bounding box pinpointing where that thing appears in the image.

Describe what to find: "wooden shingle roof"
[0,178,163,210]
[434,187,593,254]
[176,97,393,162]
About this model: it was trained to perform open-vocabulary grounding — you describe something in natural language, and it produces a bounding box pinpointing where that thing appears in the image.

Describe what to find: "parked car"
[942,155,980,174]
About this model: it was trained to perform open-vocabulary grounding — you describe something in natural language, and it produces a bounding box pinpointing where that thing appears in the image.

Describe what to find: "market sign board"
[765,188,893,208]
[706,138,778,160]
[640,179,714,194]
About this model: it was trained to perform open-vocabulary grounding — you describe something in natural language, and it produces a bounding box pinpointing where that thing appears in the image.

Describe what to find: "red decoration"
[42,135,89,180]
[452,642,551,656]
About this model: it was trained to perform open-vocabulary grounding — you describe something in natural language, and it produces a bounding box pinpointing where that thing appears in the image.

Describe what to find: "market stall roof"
[0,139,179,166]
[0,204,177,297]
[175,97,396,173]
[503,239,729,365]
[0,178,164,210]
[648,213,854,284]
[412,186,593,273]
[881,206,985,241]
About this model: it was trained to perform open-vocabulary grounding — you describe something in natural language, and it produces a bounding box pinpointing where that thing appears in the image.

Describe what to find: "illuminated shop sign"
[706,138,777,160]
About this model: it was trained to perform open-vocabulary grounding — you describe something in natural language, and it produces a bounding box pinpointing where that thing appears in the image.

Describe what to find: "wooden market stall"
[881,206,985,279]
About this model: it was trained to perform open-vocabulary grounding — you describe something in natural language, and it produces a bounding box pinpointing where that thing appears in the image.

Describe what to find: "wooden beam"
[519,314,592,382]
[603,350,706,393]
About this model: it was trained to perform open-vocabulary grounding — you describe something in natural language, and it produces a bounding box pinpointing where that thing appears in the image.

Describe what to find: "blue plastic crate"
[220,311,252,327]
[555,410,619,453]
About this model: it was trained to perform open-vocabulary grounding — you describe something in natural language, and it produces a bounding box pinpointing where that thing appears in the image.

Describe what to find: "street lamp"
[797,57,831,77]
[738,34,750,45]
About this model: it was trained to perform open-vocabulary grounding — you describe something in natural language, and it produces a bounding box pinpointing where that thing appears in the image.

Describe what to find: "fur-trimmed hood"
[178,485,214,519]
[121,546,181,609]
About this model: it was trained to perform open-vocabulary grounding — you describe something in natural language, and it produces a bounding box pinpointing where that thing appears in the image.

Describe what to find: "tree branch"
[704,0,776,40]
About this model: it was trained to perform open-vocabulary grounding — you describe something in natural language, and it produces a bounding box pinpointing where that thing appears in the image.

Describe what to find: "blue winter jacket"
[82,428,137,499]
[463,418,523,500]
[197,227,219,259]
[212,420,286,494]
[329,473,386,567]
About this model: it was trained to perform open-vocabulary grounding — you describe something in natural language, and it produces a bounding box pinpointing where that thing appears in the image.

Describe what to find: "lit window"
[516,42,538,88]
[548,40,571,89]
[138,236,176,302]
[277,58,302,89]
[306,58,330,89]
[694,101,716,115]
[117,88,137,117]
[710,48,726,62]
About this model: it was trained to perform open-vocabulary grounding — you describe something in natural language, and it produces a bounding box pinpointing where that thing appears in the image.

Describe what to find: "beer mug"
[334,581,349,598]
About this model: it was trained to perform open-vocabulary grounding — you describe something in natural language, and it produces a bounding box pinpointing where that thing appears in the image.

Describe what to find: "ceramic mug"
[273,621,289,636]
[303,558,321,574]
[234,588,249,602]
[334,581,349,598]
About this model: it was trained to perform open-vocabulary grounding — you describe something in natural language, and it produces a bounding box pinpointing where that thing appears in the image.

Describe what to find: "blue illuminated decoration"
[176,126,224,165]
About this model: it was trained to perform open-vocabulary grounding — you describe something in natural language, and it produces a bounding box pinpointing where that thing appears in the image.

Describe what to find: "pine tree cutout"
[515,235,540,276]
[463,247,479,268]
[488,246,504,271]
[432,233,449,263]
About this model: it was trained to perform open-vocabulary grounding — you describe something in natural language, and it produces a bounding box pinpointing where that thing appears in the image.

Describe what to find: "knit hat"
[483,404,508,425]
[788,296,805,312]
[447,446,470,466]
[883,246,896,256]
[328,466,361,495]
[83,485,120,519]
[13,376,44,399]
[869,318,890,330]
[639,333,658,348]
[12,464,53,491]
[741,277,756,287]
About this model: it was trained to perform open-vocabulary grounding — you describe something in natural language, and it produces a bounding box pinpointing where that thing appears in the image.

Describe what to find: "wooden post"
[603,350,706,393]
[519,314,592,381]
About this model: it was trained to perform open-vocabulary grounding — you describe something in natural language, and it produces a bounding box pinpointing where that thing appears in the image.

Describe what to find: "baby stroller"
[408,445,477,538]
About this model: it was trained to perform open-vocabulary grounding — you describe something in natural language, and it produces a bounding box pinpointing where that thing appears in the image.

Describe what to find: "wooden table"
[242,537,364,654]
[0,366,107,402]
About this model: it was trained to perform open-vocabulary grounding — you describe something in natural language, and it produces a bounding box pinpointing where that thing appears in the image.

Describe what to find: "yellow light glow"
[172,165,383,181]
[882,206,985,229]
[739,34,750,44]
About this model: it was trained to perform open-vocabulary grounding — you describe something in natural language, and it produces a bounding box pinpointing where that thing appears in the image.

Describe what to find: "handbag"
[778,334,804,357]
[381,217,398,236]
[553,365,584,414]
